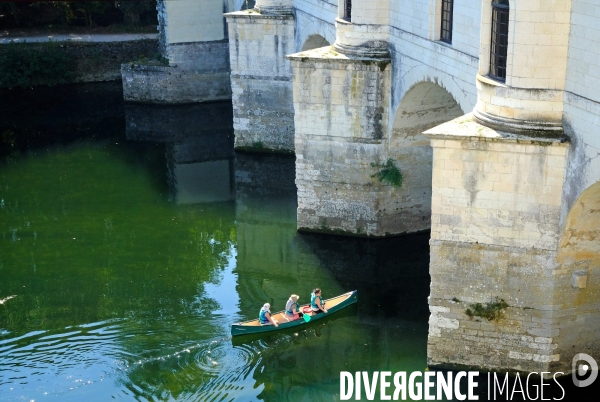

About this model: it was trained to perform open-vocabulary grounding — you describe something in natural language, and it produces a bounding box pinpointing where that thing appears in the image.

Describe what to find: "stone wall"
[553,182,600,368]
[423,115,600,373]
[122,40,231,103]
[0,40,158,88]
[290,47,394,236]
[225,11,295,152]
[566,0,600,104]
[563,0,600,221]
[123,0,233,103]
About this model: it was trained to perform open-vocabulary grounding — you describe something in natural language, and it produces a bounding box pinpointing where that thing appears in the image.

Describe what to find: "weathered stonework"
[225,10,295,152]
[424,115,599,373]
[121,40,231,104]
[289,46,396,236]
[122,0,232,103]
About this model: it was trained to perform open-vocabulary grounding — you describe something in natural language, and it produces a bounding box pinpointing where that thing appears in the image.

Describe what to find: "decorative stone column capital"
[253,0,293,15]
[333,18,389,58]
[473,74,564,138]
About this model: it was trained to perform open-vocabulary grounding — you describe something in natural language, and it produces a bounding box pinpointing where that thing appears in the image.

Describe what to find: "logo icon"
[572,353,598,387]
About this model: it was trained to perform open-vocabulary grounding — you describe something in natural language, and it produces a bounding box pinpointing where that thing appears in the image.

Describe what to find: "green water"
[0,84,432,401]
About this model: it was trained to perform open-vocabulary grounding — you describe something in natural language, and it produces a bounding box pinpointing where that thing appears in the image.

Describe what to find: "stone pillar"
[425,116,571,372]
[333,0,389,58]
[288,48,392,236]
[424,0,599,374]
[122,0,231,104]
[225,2,295,153]
[286,0,399,236]
[473,0,571,136]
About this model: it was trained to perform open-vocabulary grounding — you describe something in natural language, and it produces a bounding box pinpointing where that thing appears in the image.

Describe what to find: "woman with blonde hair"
[285,294,301,321]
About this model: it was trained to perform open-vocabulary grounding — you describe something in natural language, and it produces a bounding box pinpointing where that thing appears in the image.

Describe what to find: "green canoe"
[231,290,358,337]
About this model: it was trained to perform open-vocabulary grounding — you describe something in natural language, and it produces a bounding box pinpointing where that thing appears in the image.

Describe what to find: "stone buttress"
[225,1,295,152]
[122,0,231,104]
[288,0,422,237]
[288,48,393,236]
[425,0,599,374]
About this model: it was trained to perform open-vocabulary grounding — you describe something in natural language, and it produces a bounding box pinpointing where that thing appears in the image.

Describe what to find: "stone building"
[122,0,599,376]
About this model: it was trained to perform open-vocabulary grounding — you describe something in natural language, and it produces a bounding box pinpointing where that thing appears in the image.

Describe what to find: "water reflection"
[1,86,432,402]
[125,102,235,204]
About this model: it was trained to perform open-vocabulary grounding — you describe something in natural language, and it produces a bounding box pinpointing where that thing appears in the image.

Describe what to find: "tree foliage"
[0,42,77,88]
[0,1,157,29]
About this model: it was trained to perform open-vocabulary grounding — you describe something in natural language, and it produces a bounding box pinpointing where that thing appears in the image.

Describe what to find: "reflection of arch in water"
[379,81,464,234]
[555,181,600,366]
[301,34,330,51]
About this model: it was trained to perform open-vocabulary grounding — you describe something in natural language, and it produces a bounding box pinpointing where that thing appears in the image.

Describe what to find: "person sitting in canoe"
[285,294,301,320]
[259,303,278,327]
[311,288,328,314]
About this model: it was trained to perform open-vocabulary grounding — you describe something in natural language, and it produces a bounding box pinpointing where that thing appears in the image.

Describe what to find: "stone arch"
[301,34,330,51]
[390,81,464,148]
[558,181,600,269]
[294,11,336,52]
[393,62,472,119]
[379,81,464,234]
[555,181,600,364]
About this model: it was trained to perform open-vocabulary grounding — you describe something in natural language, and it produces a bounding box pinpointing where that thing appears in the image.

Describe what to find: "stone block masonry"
[0,39,159,88]
[225,11,295,153]
[122,0,232,104]
[122,40,231,104]
[289,46,398,236]
[424,115,599,374]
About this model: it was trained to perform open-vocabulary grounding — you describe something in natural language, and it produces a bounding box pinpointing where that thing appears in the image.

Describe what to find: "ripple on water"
[0,319,127,397]
[123,336,263,401]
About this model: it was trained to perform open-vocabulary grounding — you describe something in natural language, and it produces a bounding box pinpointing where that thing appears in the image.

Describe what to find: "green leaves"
[0,42,77,88]
[465,297,509,322]
[370,158,403,188]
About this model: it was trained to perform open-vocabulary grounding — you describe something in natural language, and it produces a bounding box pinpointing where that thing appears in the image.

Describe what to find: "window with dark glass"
[343,0,352,21]
[440,0,454,44]
[490,0,509,81]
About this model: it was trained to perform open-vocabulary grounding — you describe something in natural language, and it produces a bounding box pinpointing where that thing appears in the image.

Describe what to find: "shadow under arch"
[301,34,330,51]
[378,81,464,234]
[390,81,464,147]
[555,180,600,364]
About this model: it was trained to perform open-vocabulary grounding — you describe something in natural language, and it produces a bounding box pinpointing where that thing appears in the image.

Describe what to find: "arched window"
[490,0,509,81]
[440,0,454,44]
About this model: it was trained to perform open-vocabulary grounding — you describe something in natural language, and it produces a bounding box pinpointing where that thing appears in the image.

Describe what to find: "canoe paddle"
[303,313,311,322]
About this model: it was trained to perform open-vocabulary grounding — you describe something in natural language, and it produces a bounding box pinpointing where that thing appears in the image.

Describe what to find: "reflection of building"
[124,102,235,204]
[125,0,599,375]
[232,156,432,398]
[233,153,302,312]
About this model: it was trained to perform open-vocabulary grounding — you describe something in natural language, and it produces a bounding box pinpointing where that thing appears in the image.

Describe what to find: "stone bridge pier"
[122,0,236,103]
[425,0,600,374]
[287,0,465,237]
[225,0,296,152]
